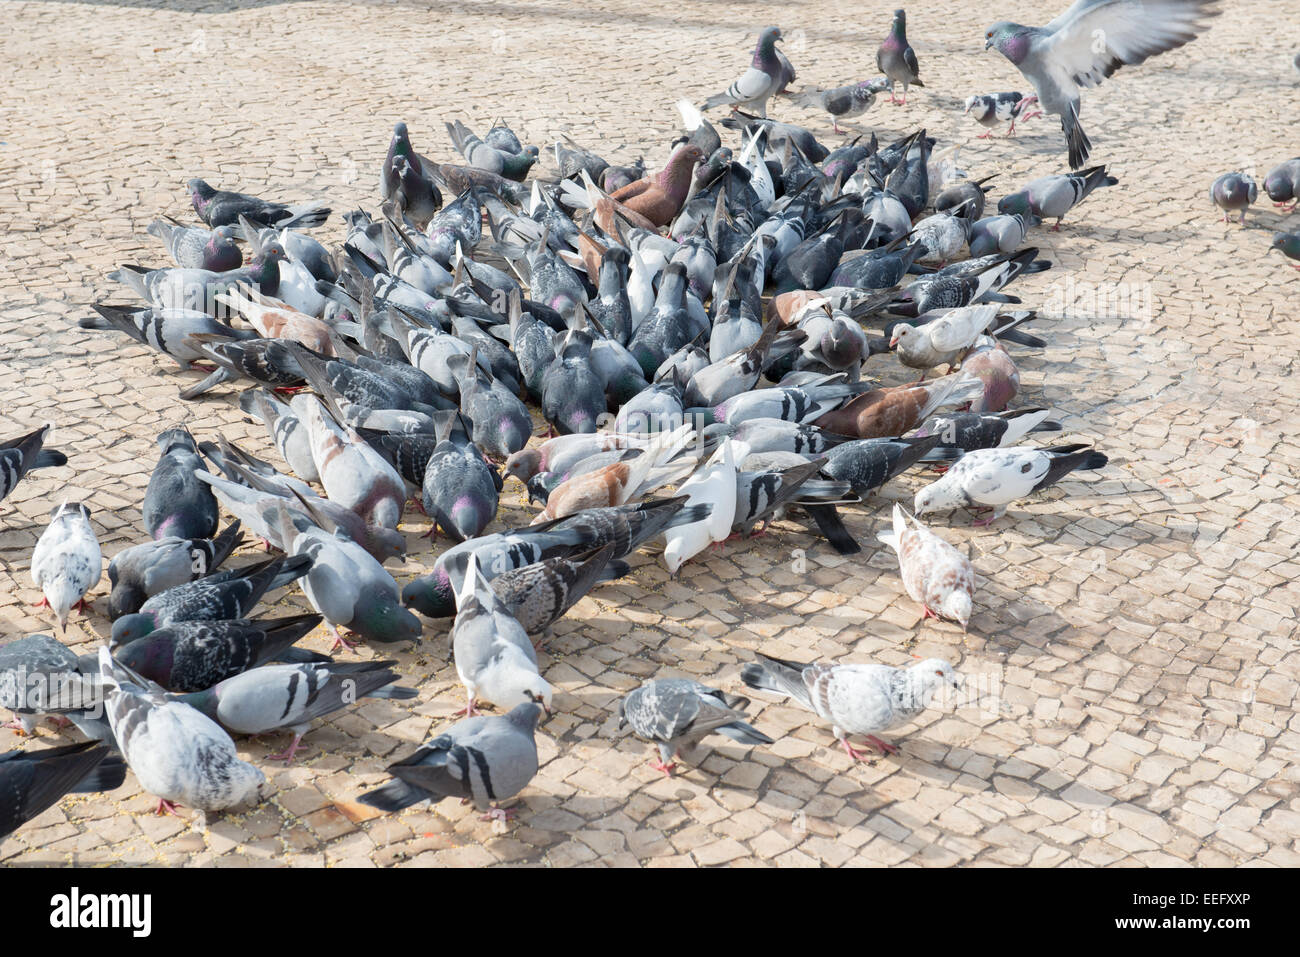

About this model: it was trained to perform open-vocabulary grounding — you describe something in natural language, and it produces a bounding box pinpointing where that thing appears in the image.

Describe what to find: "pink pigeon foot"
[455,698,480,718]
[977,131,994,139]
[839,737,873,761]
[328,627,359,652]
[971,511,1000,527]
[864,735,900,755]
[47,716,72,730]
[649,758,677,777]
[156,799,182,817]
[268,734,306,764]
[31,597,49,609]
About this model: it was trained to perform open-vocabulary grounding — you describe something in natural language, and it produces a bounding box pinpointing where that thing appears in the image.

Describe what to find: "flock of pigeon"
[1209,162,1300,270]
[0,0,1233,842]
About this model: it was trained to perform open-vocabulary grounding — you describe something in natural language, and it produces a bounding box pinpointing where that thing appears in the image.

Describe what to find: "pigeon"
[821,436,952,497]
[301,397,406,529]
[662,438,738,574]
[618,679,773,776]
[957,336,1021,412]
[451,554,553,716]
[448,349,532,458]
[113,613,324,693]
[605,144,709,228]
[147,219,242,271]
[963,92,1042,136]
[890,304,1008,373]
[1267,232,1300,270]
[703,418,849,457]
[984,0,1222,168]
[912,407,1061,451]
[0,635,107,737]
[272,505,421,650]
[877,9,924,104]
[1264,158,1300,211]
[540,329,609,436]
[933,176,996,221]
[381,123,443,226]
[31,502,102,630]
[788,79,889,132]
[490,544,627,636]
[188,178,329,229]
[358,701,543,820]
[731,457,848,538]
[814,375,984,440]
[239,390,319,483]
[143,427,219,541]
[421,411,500,542]
[914,443,1108,524]
[878,504,976,629]
[968,212,1038,257]
[742,652,960,759]
[689,378,870,428]
[702,27,786,118]
[1209,172,1257,225]
[174,660,415,763]
[99,646,264,815]
[503,432,658,485]
[0,742,126,839]
[79,304,255,374]
[996,164,1118,230]
[446,119,538,181]
[108,522,244,620]
[110,555,312,648]
[0,423,66,508]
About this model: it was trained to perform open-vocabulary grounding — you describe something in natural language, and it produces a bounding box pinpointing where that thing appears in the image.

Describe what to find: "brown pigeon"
[813,374,982,439]
[608,144,707,228]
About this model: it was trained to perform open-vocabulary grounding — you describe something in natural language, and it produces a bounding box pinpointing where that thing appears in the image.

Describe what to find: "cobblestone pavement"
[0,0,1297,867]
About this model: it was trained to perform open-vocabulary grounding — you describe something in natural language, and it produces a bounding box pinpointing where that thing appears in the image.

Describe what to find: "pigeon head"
[963,95,993,121]
[997,189,1033,217]
[889,323,919,350]
[891,9,907,34]
[506,700,546,733]
[401,567,456,619]
[503,448,543,484]
[753,26,783,65]
[939,589,972,631]
[908,658,961,704]
[492,663,554,713]
[1268,232,1300,259]
[107,581,146,620]
[354,597,423,644]
[205,232,243,272]
[985,23,1031,64]
[912,477,963,516]
[1264,168,1295,203]
[113,635,174,687]
[187,178,216,209]
[157,427,199,455]
[366,525,408,563]
[110,612,158,649]
[526,472,558,506]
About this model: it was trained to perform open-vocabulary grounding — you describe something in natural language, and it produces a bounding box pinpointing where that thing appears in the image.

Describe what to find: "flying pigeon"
[877,504,976,629]
[0,423,66,508]
[702,27,786,118]
[174,659,415,763]
[877,9,924,104]
[113,613,324,693]
[618,679,773,776]
[742,652,960,759]
[963,92,1042,137]
[984,0,1222,168]
[1210,171,1257,225]
[30,502,102,630]
[358,701,543,821]
[0,742,126,839]
[99,646,264,815]
[914,443,1108,524]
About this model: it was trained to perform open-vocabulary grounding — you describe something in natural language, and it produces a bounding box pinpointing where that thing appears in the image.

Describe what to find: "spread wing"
[1044,0,1221,89]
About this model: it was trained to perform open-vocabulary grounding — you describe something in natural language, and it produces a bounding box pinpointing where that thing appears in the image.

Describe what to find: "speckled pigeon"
[30,502,101,630]
[878,504,975,629]
[618,679,772,776]
[0,423,65,508]
[0,741,126,838]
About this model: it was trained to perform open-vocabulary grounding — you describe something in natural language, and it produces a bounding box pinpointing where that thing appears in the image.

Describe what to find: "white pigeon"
[738,129,776,210]
[98,646,264,815]
[877,504,976,630]
[890,304,1003,373]
[662,438,738,574]
[451,553,553,716]
[31,501,102,630]
[914,444,1108,524]
[742,653,961,760]
[627,249,656,333]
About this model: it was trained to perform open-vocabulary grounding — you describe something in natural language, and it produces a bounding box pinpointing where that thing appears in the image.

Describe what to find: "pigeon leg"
[864,734,900,756]
[268,733,306,764]
[455,693,479,718]
[649,758,676,777]
[155,799,182,817]
[1051,220,1063,231]
[72,597,91,614]
[977,131,994,140]
[31,596,50,608]
[420,523,438,540]
[838,737,872,761]
[1239,211,1248,226]
[328,625,359,652]
[971,509,1001,527]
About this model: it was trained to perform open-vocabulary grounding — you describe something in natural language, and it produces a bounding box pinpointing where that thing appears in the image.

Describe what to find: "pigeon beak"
[984,37,994,51]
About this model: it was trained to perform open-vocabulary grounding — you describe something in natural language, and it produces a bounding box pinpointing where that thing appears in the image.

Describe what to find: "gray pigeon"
[421,411,501,542]
[702,27,786,118]
[0,635,106,737]
[997,164,1118,228]
[1264,158,1300,211]
[146,219,242,271]
[1210,172,1257,225]
[0,423,66,506]
[490,544,628,637]
[446,119,538,181]
[174,660,415,763]
[239,389,320,483]
[143,427,218,541]
[451,553,553,715]
[788,79,889,132]
[742,652,960,759]
[617,679,773,776]
[0,741,126,839]
[968,212,1038,257]
[359,701,543,821]
[877,9,923,104]
[99,646,264,815]
[108,521,244,619]
[30,502,102,630]
[985,0,1222,168]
